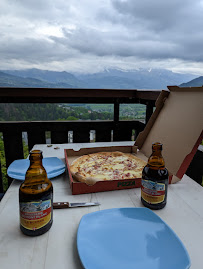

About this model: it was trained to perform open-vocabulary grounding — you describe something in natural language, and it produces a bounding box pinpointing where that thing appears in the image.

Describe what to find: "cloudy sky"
[0,0,203,74]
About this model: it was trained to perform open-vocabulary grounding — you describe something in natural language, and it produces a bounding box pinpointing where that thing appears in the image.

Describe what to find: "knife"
[53,202,100,209]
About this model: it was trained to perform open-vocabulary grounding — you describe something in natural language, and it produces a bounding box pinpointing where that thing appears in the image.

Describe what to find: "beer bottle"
[141,142,168,210]
[19,150,53,236]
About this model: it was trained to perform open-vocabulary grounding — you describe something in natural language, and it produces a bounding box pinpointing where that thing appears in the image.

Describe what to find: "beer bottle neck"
[148,143,165,168]
[29,150,43,166]
[30,159,42,165]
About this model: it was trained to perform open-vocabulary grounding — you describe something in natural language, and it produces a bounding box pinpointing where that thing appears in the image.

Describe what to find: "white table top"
[0,142,203,269]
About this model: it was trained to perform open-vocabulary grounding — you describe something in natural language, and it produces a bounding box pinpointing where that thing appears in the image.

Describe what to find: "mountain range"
[75,68,197,89]
[179,76,203,87]
[0,70,73,88]
[0,68,201,89]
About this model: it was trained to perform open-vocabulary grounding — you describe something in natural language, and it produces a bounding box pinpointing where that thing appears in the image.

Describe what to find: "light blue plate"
[7,157,65,180]
[77,208,191,269]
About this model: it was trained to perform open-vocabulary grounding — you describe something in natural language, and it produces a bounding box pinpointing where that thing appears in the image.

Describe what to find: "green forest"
[0,136,7,191]
[0,134,29,191]
[0,103,113,121]
[0,103,146,121]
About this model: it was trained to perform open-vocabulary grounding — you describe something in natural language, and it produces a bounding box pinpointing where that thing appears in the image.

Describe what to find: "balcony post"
[146,101,154,123]
[114,98,119,123]
[113,98,120,141]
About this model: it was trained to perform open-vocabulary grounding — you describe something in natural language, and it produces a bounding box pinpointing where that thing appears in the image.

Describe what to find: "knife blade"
[53,202,100,209]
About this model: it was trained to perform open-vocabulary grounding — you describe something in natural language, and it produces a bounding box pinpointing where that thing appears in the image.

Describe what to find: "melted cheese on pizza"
[73,153,144,181]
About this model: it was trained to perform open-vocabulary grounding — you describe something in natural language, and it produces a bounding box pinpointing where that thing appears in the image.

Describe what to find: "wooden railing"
[0,87,161,193]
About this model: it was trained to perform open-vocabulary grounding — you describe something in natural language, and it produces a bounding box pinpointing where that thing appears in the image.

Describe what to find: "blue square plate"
[77,208,191,269]
[7,157,65,180]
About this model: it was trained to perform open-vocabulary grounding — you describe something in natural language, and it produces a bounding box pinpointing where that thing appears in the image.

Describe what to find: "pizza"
[70,151,146,185]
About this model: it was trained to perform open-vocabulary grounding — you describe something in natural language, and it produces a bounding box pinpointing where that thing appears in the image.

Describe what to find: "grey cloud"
[109,0,203,39]
[58,23,203,62]
[0,0,203,73]
[111,0,195,30]
[93,0,203,61]
[1,0,71,22]
[0,36,76,64]
[15,0,52,10]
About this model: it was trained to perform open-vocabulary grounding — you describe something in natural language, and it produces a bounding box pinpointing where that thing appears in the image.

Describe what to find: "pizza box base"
[64,146,172,195]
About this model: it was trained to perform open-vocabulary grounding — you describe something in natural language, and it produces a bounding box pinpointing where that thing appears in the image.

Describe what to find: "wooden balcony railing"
[0,87,161,193]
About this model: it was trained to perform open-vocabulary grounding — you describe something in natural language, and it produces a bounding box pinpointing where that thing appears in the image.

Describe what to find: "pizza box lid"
[135,86,203,182]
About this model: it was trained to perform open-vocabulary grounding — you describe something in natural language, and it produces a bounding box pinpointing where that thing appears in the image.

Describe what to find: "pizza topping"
[70,151,146,184]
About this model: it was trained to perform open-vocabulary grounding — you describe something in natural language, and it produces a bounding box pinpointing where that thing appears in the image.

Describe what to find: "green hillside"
[0,103,113,121]
[0,71,73,88]
[4,68,82,87]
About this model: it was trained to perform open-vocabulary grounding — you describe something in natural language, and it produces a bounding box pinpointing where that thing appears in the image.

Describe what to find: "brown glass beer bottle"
[141,142,168,210]
[19,150,53,236]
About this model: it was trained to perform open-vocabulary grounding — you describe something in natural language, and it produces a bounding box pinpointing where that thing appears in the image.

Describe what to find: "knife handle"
[53,202,70,209]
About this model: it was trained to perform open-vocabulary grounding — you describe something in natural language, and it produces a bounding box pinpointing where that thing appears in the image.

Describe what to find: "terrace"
[0,86,202,269]
[0,87,162,193]
[0,86,202,196]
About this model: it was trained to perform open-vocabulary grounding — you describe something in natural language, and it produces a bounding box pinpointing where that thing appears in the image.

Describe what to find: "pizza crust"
[70,151,146,185]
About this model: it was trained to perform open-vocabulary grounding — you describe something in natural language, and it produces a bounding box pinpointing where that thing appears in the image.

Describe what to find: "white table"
[0,142,203,269]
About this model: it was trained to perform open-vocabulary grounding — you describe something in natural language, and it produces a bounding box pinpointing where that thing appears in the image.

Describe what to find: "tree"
[67,116,78,120]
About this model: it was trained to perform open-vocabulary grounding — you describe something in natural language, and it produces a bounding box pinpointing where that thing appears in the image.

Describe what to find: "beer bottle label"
[20,199,52,231]
[141,179,165,204]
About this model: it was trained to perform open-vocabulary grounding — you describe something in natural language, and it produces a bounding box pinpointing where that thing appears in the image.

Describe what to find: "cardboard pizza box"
[65,145,148,195]
[65,86,203,194]
[135,86,203,184]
